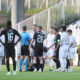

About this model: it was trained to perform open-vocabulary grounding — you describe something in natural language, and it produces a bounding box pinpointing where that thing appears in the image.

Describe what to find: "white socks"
[50,60,54,69]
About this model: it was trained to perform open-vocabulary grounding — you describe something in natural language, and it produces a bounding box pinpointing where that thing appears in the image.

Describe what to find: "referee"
[19,26,31,72]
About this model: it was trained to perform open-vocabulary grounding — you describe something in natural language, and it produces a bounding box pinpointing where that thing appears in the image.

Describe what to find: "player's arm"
[47,43,55,50]
[14,30,21,45]
[31,32,37,44]
[0,30,5,45]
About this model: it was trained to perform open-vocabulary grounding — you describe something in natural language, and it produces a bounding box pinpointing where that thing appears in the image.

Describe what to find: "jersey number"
[8,33,14,42]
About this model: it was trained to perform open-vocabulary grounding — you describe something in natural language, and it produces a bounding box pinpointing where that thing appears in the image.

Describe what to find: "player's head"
[22,26,27,32]
[50,27,54,33]
[7,20,12,29]
[60,26,66,32]
[67,29,72,36]
[53,28,58,35]
[37,26,42,32]
[32,24,37,32]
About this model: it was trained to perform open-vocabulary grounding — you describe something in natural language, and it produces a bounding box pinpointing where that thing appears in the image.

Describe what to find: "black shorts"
[34,45,43,57]
[5,44,15,59]
[21,45,30,56]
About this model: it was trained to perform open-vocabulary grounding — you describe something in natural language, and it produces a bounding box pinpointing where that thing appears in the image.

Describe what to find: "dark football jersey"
[33,31,45,47]
[0,28,20,44]
[54,34,60,48]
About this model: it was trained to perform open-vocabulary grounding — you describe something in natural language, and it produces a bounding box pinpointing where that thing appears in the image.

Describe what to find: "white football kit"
[0,35,5,57]
[30,32,35,56]
[46,33,55,56]
[68,36,76,59]
[59,32,69,70]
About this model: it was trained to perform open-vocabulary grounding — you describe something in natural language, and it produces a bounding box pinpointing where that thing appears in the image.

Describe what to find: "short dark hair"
[38,26,42,30]
[50,27,54,29]
[33,24,37,27]
[22,26,27,31]
[67,29,72,34]
[7,20,11,28]
[61,26,66,31]
[54,28,58,32]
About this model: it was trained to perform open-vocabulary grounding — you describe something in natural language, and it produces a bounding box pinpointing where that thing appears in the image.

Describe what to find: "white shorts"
[47,48,55,57]
[59,45,69,59]
[0,47,4,56]
[68,48,75,59]
[30,48,34,56]
[43,52,47,58]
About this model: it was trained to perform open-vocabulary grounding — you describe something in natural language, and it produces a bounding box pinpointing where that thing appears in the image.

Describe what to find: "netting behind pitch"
[16,1,64,32]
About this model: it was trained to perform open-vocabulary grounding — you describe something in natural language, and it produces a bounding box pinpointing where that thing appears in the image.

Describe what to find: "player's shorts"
[21,45,30,56]
[30,48,34,56]
[59,45,69,59]
[47,48,55,57]
[4,44,15,59]
[34,45,43,57]
[0,46,4,56]
[68,48,75,59]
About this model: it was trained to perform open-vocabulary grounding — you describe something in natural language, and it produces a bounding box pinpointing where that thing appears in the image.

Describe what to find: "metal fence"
[15,1,64,32]
[14,0,80,32]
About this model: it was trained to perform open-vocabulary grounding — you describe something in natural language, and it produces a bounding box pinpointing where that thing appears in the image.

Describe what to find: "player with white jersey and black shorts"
[59,26,69,72]
[33,26,45,72]
[67,29,76,72]
[0,26,5,71]
[0,21,21,75]
[30,24,37,64]
[44,27,55,71]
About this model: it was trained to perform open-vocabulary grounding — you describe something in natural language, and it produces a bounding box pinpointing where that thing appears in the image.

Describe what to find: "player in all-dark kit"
[32,26,45,72]
[19,26,31,72]
[53,28,61,72]
[0,21,21,75]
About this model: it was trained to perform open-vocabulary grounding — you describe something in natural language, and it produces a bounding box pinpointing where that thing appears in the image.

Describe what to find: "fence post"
[0,0,1,11]
[47,9,50,31]
[33,15,36,24]
[62,1,65,26]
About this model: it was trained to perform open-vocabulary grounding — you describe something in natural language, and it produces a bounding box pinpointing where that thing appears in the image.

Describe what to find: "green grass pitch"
[0,65,80,80]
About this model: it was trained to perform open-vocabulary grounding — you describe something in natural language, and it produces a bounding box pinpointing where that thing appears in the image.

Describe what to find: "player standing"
[67,29,76,72]
[30,24,37,64]
[33,26,45,72]
[59,26,69,72]
[0,26,5,71]
[0,21,21,75]
[44,27,55,71]
[19,26,31,72]
[53,28,60,71]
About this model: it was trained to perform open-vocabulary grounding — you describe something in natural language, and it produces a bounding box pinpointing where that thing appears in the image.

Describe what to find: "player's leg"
[16,56,20,71]
[24,56,29,71]
[0,57,3,71]
[33,56,37,72]
[38,56,43,72]
[59,47,64,71]
[69,50,75,72]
